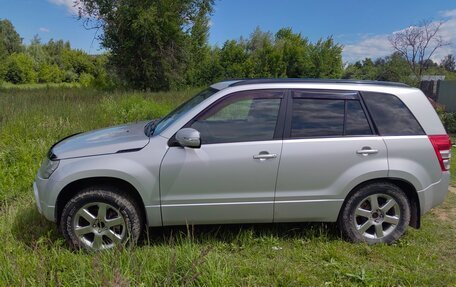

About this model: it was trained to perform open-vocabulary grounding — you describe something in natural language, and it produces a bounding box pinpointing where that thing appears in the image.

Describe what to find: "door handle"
[253,153,277,160]
[356,147,378,156]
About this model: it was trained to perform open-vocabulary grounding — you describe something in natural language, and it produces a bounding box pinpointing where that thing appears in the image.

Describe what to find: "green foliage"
[5,53,37,84]
[343,52,456,86]
[79,0,215,91]
[38,63,62,83]
[0,19,23,57]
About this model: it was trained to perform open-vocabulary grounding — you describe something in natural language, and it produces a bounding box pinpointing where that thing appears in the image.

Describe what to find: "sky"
[0,0,455,63]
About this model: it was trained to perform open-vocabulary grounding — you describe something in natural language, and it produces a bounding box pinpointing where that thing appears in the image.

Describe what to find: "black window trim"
[284,89,376,140]
[168,89,287,147]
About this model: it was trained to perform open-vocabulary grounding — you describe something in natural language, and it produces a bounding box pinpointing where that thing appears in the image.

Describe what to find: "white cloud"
[343,9,456,63]
[39,27,50,33]
[343,35,392,63]
[48,0,81,15]
[440,9,456,18]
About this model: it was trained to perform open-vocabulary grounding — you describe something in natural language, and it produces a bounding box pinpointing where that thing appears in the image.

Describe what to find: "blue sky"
[1,0,455,62]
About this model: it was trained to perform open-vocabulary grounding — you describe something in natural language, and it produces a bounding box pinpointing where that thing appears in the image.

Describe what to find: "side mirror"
[175,128,201,148]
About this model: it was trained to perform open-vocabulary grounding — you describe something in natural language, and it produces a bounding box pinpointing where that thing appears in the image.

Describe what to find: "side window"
[191,90,282,144]
[345,100,372,135]
[291,99,345,137]
[362,92,424,135]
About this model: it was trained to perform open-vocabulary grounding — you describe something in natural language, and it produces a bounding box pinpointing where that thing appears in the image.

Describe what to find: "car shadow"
[12,204,341,249]
[141,222,341,246]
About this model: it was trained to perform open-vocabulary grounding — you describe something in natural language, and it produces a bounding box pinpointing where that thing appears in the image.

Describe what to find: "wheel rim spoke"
[384,215,399,225]
[357,220,373,234]
[380,199,396,213]
[79,208,96,225]
[375,224,384,238]
[355,207,371,218]
[106,229,122,243]
[92,233,103,249]
[368,194,379,210]
[105,217,124,228]
[74,225,93,237]
[97,203,108,220]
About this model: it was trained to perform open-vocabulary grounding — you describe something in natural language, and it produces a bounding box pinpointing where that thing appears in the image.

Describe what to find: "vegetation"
[0,87,455,285]
[0,20,111,88]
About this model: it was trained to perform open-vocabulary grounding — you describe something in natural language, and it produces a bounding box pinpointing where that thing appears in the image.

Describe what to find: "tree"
[5,52,37,84]
[0,19,23,57]
[388,20,449,80]
[78,0,214,90]
[441,54,455,72]
[308,37,343,78]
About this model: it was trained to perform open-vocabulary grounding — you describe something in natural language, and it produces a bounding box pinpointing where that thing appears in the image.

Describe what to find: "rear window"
[361,92,424,136]
[291,99,345,137]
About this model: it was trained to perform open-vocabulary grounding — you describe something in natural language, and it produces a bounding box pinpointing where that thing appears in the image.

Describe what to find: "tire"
[60,186,143,251]
[338,182,411,244]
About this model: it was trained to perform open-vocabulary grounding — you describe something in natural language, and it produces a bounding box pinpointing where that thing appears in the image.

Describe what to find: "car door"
[160,89,286,225]
[274,89,388,222]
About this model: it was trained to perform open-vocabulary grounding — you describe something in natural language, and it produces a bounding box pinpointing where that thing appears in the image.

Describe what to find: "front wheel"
[338,182,411,244]
[60,186,143,251]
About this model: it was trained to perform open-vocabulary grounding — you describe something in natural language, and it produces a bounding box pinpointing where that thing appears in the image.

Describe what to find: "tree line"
[0,19,111,87]
[1,0,455,91]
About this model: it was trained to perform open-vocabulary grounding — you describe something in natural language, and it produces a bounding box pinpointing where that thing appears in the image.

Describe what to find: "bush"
[78,72,95,87]
[4,53,37,84]
[62,70,78,83]
[38,63,62,83]
[436,107,456,133]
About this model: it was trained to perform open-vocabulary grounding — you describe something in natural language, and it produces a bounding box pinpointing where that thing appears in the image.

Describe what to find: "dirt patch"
[431,189,456,221]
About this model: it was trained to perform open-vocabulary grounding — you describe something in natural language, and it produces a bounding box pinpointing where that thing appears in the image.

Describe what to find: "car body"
[34,79,451,250]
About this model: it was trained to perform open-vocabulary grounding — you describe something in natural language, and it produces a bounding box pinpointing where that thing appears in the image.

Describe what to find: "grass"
[0,87,455,286]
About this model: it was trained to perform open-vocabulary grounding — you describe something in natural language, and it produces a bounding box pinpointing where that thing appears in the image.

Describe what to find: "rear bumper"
[33,176,56,222]
[417,172,450,215]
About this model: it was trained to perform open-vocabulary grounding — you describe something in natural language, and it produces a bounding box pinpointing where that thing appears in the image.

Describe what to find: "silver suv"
[34,79,450,250]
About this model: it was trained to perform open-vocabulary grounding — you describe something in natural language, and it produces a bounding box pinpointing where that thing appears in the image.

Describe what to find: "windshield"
[150,87,218,136]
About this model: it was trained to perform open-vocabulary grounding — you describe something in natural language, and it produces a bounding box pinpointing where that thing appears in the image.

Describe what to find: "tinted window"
[191,90,282,144]
[291,99,345,137]
[345,100,372,135]
[362,92,424,135]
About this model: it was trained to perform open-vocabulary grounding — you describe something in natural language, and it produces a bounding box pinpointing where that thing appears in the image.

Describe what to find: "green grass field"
[0,87,455,286]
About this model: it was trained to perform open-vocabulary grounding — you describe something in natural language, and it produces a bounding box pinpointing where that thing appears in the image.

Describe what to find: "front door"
[160,89,285,225]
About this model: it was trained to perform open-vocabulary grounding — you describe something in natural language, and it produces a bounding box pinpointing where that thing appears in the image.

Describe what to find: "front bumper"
[33,175,57,222]
[417,172,450,215]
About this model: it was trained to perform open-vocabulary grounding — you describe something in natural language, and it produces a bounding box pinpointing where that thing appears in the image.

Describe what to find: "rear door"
[274,89,388,222]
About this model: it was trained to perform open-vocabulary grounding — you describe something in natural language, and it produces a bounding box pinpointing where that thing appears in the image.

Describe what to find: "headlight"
[38,157,60,179]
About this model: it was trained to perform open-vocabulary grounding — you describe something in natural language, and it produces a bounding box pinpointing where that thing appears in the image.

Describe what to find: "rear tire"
[338,182,411,244]
[60,186,143,251]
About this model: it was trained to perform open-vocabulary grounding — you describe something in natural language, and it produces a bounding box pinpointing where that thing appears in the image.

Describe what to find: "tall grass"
[0,87,455,286]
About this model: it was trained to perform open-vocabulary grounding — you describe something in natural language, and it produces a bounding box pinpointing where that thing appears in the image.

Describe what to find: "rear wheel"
[338,182,411,244]
[60,186,143,251]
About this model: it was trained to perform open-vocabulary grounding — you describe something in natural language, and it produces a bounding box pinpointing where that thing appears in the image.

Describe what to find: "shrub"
[78,72,95,87]
[38,63,62,83]
[4,53,37,84]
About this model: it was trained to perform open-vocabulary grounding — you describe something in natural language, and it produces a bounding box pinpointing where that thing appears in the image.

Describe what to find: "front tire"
[338,182,411,244]
[60,186,143,251]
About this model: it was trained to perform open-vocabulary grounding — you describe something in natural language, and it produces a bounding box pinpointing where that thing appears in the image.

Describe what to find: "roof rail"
[226,78,410,88]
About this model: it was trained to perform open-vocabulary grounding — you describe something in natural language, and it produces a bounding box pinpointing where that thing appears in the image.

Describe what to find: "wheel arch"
[339,177,421,229]
[55,177,148,226]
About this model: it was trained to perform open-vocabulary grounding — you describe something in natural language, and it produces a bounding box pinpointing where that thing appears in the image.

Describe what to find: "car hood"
[51,121,151,159]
